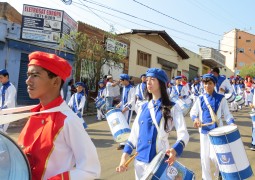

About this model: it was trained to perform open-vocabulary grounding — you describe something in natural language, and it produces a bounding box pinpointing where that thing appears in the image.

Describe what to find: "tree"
[239,65,255,78]
[59,31,126,91]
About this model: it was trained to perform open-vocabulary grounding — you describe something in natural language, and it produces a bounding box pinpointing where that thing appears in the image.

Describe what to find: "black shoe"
[116,145,125,150]
[250,144,255,151]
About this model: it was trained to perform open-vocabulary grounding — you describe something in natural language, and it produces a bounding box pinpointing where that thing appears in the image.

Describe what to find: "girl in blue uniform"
[68,82,87,128]
[116,68,189,179]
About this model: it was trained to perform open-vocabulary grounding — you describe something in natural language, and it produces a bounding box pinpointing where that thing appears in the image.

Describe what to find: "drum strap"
[148,101,160,136]
[0,102,70,126]
[203,95,219,126]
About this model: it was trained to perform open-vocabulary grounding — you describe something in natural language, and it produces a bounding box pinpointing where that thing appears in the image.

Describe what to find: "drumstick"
[90,97,96,101]
[124,152,138,167]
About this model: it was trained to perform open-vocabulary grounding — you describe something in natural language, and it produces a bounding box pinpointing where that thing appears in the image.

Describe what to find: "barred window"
[137,50,151,68]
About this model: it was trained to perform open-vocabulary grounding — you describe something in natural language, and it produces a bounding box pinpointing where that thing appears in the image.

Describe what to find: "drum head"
[0,132,31,180]
[209,125,237,136]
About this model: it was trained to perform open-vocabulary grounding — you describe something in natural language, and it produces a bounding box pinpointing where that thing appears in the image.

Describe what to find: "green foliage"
[239,65,255,77]
[59,31,125,91]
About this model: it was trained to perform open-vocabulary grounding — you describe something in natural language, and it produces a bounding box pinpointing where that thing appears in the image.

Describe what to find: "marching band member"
[116,68,189,179]
[230,78,240,112]
[210,67,233,95]
[116,74,135,150]
[190,77,201,103]
[18,51,100,179]
[244,76,254,107]
[96,80,106,121]
[170,76,189,100]
[68,82,87,128]
[135,73,146,113]
[167,81,174,98]
[105,75,120,111]
[65,79,76,103]
[0,69,17,133]
[181,75,190,95]
[190,73,235,180]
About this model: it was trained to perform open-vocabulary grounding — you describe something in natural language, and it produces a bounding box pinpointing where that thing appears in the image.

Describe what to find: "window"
[238,48,244,53]
[246,40,251,43]
[137,50,151,67]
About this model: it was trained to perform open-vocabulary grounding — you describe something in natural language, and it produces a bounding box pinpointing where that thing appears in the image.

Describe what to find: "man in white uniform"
[211,67,233,95]
[105,75,120,111]
[0,69,17,133]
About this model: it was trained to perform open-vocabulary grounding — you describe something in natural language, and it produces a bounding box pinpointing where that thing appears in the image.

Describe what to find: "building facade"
[221,29,255,76]
[0,3,75,105]
[119,30,189,83]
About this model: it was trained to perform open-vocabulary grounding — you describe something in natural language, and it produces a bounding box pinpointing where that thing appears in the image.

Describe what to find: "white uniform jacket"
[18,97,101,179]
[215,76,233,95]
[124,101,189,161]
[0,82,16,108]
[118,86,136,111]
[190,92,235,134]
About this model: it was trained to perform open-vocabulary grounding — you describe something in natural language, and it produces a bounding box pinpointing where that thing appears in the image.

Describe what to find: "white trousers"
[96,109,105,120]
[200,133,219,180]
[134,159,149,180]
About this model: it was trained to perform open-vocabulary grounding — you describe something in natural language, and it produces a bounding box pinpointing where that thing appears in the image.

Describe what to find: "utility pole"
[234,29,238,76]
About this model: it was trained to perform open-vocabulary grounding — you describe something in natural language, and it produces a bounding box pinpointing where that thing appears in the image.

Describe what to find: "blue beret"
[194,77,199,81]
[98,80,104,85]
[175,76,182,80]
[75,82,85,87]
[202,74,217,84]
[120,74,130,81]
[146,68,168,83]
[0,69,8,75]
[140,74,146,78]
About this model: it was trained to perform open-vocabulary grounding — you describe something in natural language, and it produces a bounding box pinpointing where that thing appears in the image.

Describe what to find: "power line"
[75,0,231,46]
[132,0,222,37]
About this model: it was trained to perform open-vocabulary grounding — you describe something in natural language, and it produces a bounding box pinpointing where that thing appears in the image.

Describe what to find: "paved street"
[7,106,255,180]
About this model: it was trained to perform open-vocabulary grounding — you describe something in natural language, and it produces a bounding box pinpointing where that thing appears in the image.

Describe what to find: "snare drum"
[209,126,253,180]
[141,151,195,180]
[95,97,105,109]
[225,93,236,103]
[105,109,131,142]
[171,97,189,116]
[235,96,245,106]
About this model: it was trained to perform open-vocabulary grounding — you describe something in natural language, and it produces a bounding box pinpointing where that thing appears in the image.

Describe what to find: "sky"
[2,0,255,53]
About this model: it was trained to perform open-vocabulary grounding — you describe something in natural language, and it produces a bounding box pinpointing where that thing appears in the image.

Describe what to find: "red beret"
[28,51,72,81]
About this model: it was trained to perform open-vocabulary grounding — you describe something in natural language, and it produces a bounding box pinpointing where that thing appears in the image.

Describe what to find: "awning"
[7,38,75,61]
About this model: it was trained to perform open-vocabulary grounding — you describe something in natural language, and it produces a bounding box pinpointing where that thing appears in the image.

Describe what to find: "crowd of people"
[0,51,254,179]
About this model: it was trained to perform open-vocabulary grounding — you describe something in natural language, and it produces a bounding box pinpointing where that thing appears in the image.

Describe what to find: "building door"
[17,53,39,105]
[162,66,172,80]
[189,65,199,81]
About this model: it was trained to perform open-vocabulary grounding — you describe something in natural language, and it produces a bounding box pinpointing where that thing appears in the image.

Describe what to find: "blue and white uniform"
[190,91,235,180]
[215,75,233,95]
[124,99,189,179]
[96,85,106,121]
[68,90,87,128]
[135,81,146,113]
[118,83,135,125]
[0,81,16,132]
[191,82,201,102]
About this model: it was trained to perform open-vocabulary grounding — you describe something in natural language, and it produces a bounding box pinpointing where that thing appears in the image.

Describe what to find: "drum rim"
[208,126,237,136]
[105,108,121,115]
[0,131,32,180]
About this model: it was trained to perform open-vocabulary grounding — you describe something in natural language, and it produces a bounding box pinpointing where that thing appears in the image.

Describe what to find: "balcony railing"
[199,48,225,67]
